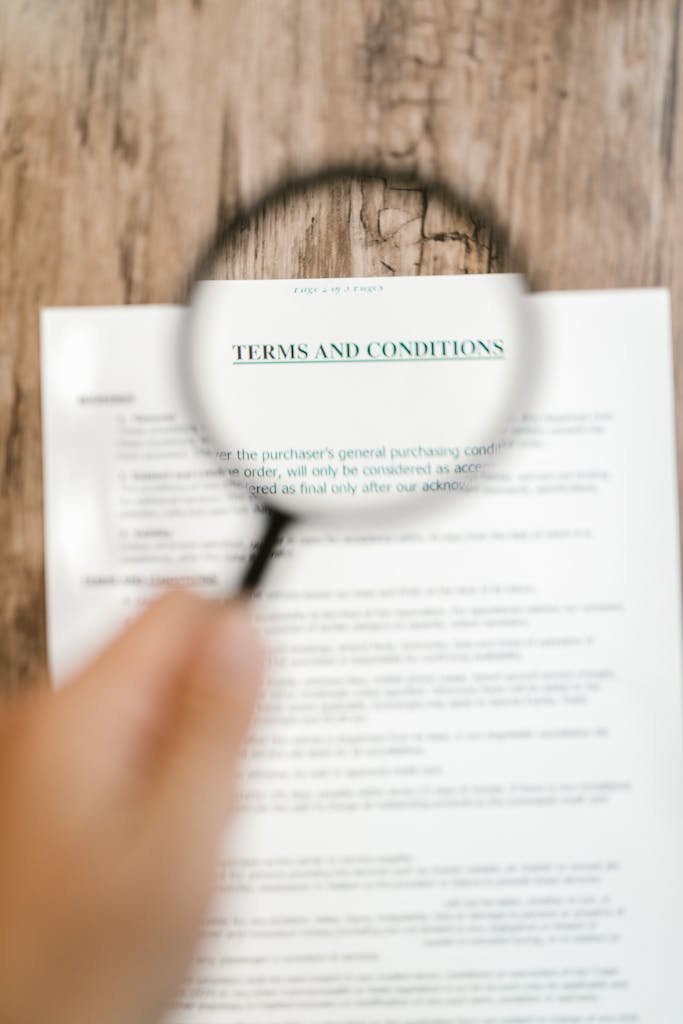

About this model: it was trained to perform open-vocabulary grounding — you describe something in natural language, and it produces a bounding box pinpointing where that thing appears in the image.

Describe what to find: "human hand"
[0,590,264,1024]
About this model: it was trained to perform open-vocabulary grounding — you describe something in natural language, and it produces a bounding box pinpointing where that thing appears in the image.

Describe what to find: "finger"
[149,600,264,849]
[71,589,213,700]
[57,590,219,779]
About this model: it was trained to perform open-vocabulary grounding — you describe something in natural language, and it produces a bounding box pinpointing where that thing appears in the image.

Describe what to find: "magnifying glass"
[180,169,535,593]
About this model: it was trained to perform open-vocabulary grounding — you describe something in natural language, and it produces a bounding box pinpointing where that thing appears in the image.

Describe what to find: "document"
[41,282,683,1022]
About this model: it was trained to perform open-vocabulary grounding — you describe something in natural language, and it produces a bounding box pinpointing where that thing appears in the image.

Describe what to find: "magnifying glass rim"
[179,165,538,527]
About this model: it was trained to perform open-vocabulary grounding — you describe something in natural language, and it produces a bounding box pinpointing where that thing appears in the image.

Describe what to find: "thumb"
[150,600,265,847]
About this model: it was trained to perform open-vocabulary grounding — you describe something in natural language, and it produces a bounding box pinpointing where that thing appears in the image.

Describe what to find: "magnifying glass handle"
[239,507,293,595]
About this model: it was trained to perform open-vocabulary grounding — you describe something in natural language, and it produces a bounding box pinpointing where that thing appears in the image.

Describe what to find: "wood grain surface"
[205,171,511,283]
[1,0,681,690]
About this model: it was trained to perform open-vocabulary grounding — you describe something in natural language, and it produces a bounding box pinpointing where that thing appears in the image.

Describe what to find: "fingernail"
[208,601,265,687]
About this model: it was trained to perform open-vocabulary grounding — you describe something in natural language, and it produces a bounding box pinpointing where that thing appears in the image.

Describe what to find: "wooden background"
[1,0,681,690]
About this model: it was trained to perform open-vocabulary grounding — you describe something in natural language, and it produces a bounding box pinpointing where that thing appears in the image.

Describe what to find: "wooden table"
[1,0,680,691]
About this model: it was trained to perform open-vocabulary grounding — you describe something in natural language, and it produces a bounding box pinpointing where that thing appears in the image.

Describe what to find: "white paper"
[185,274,529,518]
[41,284,683,1023]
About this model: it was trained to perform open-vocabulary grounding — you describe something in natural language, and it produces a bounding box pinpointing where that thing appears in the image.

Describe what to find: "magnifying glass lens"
[185,272,528,521]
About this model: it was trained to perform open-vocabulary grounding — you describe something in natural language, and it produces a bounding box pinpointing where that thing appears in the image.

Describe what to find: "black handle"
[239,507,293,595]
